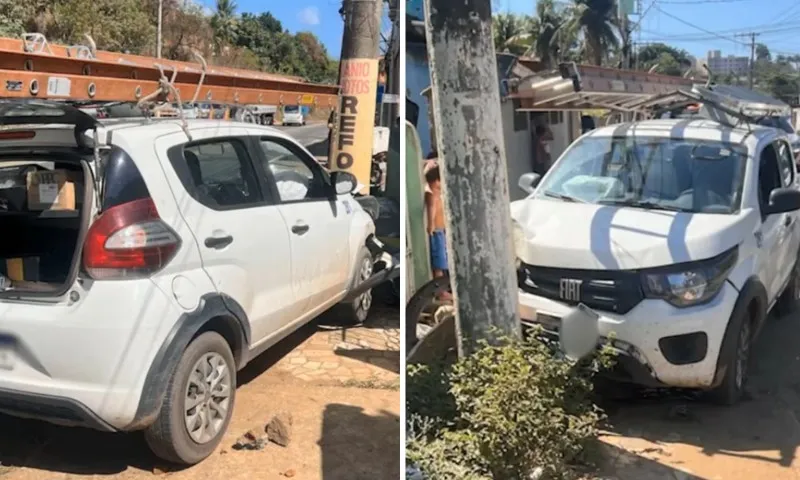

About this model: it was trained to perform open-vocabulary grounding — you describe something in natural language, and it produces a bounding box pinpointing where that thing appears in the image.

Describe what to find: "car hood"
[510,198,755,270]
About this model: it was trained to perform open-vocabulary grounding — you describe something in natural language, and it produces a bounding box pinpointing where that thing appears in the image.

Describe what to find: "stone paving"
[276,305,400,385]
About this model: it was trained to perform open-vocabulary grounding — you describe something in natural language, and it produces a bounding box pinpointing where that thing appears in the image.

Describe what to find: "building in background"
[707,50,749,76]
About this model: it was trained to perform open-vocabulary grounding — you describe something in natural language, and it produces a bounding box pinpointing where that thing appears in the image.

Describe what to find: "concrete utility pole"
[156,0,163,59]
[736,32,760,89]
[329,0,383,191]
[423,0,521,355]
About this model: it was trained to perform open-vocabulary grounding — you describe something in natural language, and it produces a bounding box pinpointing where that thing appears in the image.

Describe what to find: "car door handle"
[291,224,310,235]
[786,216,794,227]
[204,235,233,249]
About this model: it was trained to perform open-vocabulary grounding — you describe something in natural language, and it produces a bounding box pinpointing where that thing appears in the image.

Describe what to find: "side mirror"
[767,187,800,214]
[331,171,358,195]
[518,172,541,194]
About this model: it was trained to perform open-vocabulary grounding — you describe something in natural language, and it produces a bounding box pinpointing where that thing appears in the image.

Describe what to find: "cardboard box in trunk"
[26,169,79,211]
[5,257,39,282]
[0,165,42,212]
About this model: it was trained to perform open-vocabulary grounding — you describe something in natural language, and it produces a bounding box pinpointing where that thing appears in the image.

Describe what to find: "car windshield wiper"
[597,198,685,212]
[542,191,585,203]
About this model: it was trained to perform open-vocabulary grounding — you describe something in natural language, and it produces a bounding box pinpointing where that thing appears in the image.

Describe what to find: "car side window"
[775,140,795,187]
[758,143,783,213]
[177,139,262,209]
[259,137,329,203]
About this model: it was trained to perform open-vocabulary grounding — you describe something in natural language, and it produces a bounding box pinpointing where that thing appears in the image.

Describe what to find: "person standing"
[424,163,452,300]
[533,124,553,175]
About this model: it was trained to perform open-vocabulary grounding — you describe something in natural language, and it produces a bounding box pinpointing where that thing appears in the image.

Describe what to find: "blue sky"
[500,0,800,60]
[195,0,347,57]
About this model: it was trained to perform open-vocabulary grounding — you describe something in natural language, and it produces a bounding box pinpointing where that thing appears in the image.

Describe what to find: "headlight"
[641,246,738,308]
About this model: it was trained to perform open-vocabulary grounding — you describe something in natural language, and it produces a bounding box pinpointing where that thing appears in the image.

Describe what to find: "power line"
[653,4,749,46]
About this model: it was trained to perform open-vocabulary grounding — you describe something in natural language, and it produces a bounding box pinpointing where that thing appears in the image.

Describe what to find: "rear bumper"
[0,386,116,432]
[0,278,185,430]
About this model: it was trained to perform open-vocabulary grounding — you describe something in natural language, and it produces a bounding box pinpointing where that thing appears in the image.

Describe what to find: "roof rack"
[0,33,339,112]
[648,84,792,130]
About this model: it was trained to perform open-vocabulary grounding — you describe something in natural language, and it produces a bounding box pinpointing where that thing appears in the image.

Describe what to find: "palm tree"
[492,13,526,53]
[211,0,238,54]
[559,0,620,66]
[528,0,566,68]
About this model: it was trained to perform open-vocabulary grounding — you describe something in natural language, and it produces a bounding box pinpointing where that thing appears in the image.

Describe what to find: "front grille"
[518,264,644,314]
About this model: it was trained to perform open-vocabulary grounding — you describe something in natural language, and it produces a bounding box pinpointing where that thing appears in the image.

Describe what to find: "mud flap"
[342,236,400,302]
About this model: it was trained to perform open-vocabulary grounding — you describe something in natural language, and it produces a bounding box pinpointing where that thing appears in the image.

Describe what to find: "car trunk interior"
[0,159,88,294]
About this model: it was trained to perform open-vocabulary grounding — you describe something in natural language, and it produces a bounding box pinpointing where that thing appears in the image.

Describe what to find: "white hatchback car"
[0,101,379,464]
[513,118,800,405]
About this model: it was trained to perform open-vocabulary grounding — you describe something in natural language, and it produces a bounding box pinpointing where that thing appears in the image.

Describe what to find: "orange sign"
[329,58,379,192]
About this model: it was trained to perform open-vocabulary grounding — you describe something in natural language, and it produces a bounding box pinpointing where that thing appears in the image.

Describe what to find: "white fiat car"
[513,118,800,405]
[0,101,379,464]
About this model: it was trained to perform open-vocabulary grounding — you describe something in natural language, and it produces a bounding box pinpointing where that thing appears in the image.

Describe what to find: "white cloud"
[297,6,321,26]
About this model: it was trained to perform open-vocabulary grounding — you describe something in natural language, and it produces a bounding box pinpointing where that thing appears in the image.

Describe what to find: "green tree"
[560,0,620,66]
[528,0,567,68]
[211,0,238,54]
[635,43,691,76]
[49,0,154,53]
[756,43,771,62]
[492,13,526,53]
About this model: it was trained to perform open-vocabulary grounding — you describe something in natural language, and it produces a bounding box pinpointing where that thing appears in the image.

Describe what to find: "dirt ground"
[597,309,800,480]
[0,308,400,480]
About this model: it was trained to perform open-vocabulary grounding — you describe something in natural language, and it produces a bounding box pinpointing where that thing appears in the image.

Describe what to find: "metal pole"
[423,0,521,355]
[329,0,383,191]
[156,0,163,59]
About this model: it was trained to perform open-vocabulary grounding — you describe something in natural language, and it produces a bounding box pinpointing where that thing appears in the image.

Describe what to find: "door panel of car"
[250,134,352,314]
[757,142,786,302]
[775,140,800,286]
[156,128,296,345]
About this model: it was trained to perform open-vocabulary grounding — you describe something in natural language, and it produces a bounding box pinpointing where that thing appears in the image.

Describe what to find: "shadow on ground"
[0,303,397,477]
[597,441,704,480]
[599,310,800,477]
[319,404,400,479]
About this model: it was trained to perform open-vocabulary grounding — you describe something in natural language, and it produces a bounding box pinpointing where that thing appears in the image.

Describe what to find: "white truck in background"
[244,104,278,125]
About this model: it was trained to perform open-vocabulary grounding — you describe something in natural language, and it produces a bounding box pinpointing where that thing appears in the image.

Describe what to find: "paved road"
[274,123,328,147]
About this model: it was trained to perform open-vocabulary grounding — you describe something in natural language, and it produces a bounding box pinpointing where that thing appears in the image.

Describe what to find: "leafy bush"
[406,328,615,480]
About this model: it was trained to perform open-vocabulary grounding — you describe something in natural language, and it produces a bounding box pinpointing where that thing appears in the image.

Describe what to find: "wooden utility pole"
[329,0,383,191]
[423,0,521,355]
[736,32,759,89]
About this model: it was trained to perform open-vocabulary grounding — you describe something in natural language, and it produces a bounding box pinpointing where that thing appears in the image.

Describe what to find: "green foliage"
[406,330,615,480]
[5,0,337,84]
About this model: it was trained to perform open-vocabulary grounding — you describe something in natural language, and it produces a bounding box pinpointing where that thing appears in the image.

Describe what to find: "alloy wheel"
[184,352,232,444]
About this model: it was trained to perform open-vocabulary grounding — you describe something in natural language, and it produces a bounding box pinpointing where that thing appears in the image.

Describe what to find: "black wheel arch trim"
[124,293,250,430]
[711,276,767,388]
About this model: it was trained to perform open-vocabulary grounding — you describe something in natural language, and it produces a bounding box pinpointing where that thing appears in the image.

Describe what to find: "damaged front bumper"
[343,236,400,302]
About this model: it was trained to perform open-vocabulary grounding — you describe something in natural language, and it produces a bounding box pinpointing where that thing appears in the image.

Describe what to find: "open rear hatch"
[0,101,100,297]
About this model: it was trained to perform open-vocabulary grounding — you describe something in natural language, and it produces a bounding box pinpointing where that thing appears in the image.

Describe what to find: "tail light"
[83,197,180,280]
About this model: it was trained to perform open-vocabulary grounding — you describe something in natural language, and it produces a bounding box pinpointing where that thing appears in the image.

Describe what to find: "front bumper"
[518,281,739,388]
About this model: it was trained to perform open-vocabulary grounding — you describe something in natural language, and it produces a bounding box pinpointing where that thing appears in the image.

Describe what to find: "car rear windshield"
[536,135,747,214]
[284,106,300,113]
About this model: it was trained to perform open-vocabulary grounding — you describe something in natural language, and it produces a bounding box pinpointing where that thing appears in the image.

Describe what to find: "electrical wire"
[652,4,750,45]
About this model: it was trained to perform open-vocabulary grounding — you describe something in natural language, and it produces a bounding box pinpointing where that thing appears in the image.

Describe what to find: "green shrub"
[406,328,615,480]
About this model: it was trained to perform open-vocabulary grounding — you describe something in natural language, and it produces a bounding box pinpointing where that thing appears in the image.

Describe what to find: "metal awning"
[511,62,695,113]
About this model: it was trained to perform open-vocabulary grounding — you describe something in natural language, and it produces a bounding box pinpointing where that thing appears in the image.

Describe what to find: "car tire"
[328,246,374,325]
[710,311,752,406]
[776,256,800,317]
[144,332,236,465]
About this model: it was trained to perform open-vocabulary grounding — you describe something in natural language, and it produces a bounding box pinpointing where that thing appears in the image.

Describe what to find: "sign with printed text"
[329,58,379,192]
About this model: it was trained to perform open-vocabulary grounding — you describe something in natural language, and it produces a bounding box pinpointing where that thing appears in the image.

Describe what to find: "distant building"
[707,50,750,76]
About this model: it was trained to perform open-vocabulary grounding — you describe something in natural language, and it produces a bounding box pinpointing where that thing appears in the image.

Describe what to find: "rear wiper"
[598,198,684,212]
[543,191,585,203]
